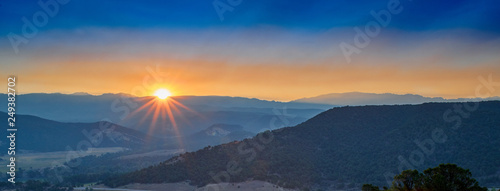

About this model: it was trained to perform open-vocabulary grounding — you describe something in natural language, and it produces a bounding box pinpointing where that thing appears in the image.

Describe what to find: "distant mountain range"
[0,93,332,138]
[294,92,500,106]
[0,112,159,153]
[0,112,255,153]
[104,101,500,189]
[2,92,498,152]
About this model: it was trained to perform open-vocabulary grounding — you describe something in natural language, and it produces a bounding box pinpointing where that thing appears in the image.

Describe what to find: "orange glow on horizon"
[5,56,500,101]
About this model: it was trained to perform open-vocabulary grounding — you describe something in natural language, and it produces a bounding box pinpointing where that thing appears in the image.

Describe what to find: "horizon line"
[3,91,499,103]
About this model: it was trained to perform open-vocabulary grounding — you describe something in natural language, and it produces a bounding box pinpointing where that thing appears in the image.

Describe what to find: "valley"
[1,95,499,190]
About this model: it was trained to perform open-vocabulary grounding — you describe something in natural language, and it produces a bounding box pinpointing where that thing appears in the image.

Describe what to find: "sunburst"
[154,88,172,100]
[125,89,199,149]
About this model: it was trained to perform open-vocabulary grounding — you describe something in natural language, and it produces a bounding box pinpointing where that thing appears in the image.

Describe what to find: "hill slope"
[104,101,500,189]
[183,124,254,150]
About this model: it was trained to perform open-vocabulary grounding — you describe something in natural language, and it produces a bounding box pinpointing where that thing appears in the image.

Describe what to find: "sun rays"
[125,91,198,149]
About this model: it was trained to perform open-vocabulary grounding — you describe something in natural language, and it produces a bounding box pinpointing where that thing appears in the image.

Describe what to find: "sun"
[154,88,172,100]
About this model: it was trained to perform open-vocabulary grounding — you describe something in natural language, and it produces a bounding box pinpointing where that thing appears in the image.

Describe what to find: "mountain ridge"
[103,101,500,189]
[0,93,330,137]
[0,112,160,153]
[293,92,500,106]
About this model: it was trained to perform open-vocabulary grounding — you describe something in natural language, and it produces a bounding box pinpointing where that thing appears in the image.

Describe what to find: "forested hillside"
[104,101,500,189]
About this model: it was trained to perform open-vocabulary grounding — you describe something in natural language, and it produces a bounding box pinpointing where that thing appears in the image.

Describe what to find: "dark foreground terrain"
[104,101,500,190]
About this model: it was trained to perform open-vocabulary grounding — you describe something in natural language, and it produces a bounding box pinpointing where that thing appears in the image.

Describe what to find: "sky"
[1,0,500,101]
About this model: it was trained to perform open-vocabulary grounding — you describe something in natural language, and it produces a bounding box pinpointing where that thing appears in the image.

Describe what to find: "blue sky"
[1,0,499,34]
[1,0,499,100]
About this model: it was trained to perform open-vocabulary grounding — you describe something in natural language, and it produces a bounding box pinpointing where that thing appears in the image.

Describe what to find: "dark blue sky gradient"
[1,0,499,36]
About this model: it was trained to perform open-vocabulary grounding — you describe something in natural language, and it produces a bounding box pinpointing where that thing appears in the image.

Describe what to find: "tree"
[362,184,381,191]
[392,170,422,191]
[370,164,489,191]
[421,164,487,191]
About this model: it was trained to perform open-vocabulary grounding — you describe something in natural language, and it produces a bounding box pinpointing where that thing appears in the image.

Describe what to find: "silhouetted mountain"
[0,112,160,153]
[104,101,500,189]
[0,93,331,137]
[294,92,500,106]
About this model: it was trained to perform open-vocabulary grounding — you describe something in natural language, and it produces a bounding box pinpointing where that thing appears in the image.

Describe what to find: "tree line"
[362,164,490,191]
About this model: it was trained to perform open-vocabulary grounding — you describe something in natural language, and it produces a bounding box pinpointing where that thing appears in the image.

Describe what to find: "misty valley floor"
[74,181,295,191]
